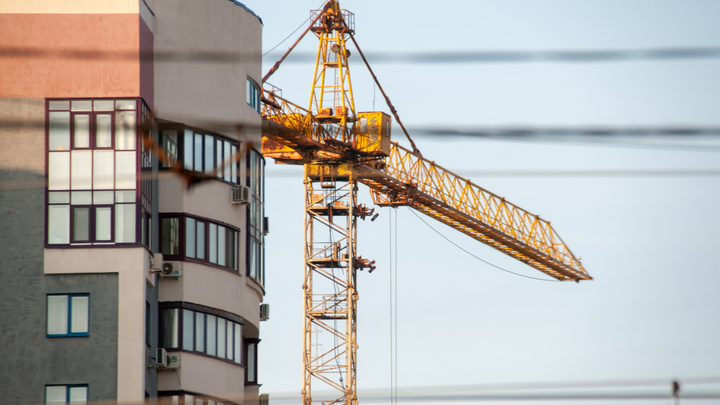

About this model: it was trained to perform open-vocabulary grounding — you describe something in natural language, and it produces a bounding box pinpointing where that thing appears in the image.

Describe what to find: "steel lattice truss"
[303,181,358,405]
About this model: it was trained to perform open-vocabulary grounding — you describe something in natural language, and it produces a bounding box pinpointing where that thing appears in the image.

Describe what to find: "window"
[246,78,261,114]
[245,339,259,385]
[159,394,234,405]
[46,385,87,404]
[146,301,151,346]
[247,150,265,285]
[46,98,153,249]
[160,214,239,271]
[160,307,243,365]
[160,125,240,185]
[47,294,89,337]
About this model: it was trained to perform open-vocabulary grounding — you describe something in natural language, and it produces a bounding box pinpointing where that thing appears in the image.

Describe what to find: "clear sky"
[246,1,720,404]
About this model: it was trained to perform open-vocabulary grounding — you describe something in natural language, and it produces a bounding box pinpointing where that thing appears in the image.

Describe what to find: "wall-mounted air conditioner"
[155,348,180,369]
[260,303,270,321]
[232,185,251,205]
[160,261,183,278]
[150,253,164,273]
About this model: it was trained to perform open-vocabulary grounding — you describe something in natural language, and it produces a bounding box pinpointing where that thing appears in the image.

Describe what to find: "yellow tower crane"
[261,2,592,405]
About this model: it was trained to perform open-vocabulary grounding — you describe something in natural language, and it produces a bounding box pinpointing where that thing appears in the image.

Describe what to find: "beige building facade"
[0,1,266,404]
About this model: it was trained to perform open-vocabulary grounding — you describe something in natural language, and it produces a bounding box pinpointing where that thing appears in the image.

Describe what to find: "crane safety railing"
[262,90,353,147]
[370,142,591,280]
[262,90,331,143]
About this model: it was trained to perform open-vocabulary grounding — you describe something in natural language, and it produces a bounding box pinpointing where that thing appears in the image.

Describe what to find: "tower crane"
[260,2,592,404]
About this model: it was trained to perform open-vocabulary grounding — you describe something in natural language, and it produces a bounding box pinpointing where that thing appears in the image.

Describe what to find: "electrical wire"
[264,376,720,403]
[394,208,399,405]
[410,127,720,152]
[263,46,720,64]
[407,208,561,282]
[261,0,327,57]
[388,208,394,405]
[14,46,718,64]
[262,16,311,57]
[263,169,720,179]
[5,117,720,145]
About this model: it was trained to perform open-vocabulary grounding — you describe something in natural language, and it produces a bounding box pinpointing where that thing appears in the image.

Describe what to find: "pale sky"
[246,1,720,404]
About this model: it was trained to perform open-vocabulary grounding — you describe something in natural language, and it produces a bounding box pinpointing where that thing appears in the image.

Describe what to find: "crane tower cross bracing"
[260,2,592,405]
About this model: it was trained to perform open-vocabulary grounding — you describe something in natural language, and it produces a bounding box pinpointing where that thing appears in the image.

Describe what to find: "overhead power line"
[264,46,720,64]
[414,126,720,137]
[2,169,718,192]
[3,117,720,154]
[409,127,720,152]
[3,46,720,64]
[263,376,720,403]
[265,169,720,179]
[3,117,720,140]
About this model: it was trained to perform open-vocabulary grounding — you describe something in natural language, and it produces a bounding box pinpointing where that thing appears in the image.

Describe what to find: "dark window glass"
[196,221,205,260]
[194,133,203,172]
[72,207,90,242]
[182,309,194,351]
[162,308,179,348]
[204,135,214,174]
[195,312,205,352]
[161,217,180,255]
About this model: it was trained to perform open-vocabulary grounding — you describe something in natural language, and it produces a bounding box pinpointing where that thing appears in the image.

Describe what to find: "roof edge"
[228,0,263,25]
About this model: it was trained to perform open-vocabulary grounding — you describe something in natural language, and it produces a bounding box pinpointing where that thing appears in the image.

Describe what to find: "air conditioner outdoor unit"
[232,185,251,205]
[150,253,164,273]
[260,303,270,321]
[155,348,180,369]
[160,261,183,278]
[259,394,269,405]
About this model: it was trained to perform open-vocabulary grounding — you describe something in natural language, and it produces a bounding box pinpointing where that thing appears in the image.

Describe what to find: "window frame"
[45,98,151,250]
[244,338,260,385]
[45,384,88,404]
[159,213,240,272]
[246,149,265,285]
[46,294,90,338]
[157,392,239,405]
[246,77,261,114]
[70,204,115,244]
[158,123,241,186]
[159,304,244,366]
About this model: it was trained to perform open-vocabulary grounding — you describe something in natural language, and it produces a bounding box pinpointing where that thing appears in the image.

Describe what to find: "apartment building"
[0,1,266,404]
